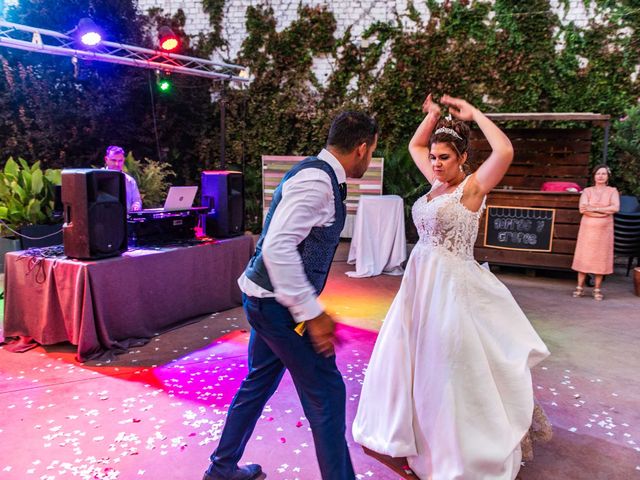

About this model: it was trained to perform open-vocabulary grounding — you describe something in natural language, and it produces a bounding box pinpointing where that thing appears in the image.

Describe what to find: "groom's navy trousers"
[209,294,355,480]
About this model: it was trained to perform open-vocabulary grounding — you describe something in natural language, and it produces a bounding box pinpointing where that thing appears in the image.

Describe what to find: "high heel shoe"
[593,288,604,301]
[572,286,584,298]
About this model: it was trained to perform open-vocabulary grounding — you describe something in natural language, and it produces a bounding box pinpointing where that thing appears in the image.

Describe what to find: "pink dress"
[572,186,618,275]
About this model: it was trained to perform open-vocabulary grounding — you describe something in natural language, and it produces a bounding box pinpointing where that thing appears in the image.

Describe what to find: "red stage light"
[160,37,178,51]
[158,26,179,52]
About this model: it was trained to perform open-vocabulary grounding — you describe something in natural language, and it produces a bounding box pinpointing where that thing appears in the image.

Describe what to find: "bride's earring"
[459,165,464,172]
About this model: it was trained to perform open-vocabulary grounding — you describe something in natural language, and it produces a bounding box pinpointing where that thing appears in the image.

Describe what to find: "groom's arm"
[262,168,335,322]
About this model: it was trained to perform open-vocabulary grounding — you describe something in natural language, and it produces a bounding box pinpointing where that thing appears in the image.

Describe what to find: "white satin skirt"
[352,244,550,479]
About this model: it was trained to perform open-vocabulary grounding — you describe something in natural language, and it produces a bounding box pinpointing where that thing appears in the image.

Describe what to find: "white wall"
[135,0,606,53]
[135,0,611,82]
[2,1,618,82]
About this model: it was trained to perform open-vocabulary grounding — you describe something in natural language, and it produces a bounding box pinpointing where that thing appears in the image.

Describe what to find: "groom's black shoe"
[202,464,262,480]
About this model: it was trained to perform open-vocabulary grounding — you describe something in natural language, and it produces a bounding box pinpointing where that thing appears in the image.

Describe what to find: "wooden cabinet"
[474,190,580,269]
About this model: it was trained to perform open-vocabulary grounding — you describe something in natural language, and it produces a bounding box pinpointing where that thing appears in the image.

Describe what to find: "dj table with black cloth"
[2,236,253,362]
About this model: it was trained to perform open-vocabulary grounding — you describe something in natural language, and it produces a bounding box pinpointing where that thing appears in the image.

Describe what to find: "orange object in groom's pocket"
[294,322,306,336]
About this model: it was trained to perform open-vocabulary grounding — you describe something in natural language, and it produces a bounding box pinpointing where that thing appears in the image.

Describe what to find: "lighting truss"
[0,20,249,83]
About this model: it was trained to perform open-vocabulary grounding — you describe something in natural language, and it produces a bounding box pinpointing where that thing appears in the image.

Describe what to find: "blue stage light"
[76,18,102,46]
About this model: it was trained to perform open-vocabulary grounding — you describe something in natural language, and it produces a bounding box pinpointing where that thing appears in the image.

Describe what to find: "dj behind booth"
[2,168,249,362]
[55,168,244,258]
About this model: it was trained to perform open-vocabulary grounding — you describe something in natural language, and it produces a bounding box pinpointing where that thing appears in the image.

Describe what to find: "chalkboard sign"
[483,206,555,252]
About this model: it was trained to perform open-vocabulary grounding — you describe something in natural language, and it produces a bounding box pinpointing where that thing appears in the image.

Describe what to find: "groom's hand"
[306,311,336,357]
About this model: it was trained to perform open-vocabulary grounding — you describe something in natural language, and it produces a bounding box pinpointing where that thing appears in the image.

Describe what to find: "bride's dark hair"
[428,119,470,158]
[428,119,475,173]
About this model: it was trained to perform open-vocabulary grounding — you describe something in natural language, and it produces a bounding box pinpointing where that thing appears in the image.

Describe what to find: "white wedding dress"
[352,177,550,480]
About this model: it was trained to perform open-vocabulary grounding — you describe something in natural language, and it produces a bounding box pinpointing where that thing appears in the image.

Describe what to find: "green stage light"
[155,70,173,93]
[158,78,171,92]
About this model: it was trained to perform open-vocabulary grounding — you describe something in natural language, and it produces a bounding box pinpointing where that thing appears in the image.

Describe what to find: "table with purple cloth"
[2,235,253,362]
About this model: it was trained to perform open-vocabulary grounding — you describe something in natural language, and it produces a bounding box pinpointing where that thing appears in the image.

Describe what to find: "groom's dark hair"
[327,111,378,153]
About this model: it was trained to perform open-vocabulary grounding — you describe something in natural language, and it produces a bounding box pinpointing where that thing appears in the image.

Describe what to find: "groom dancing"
[203,111,378,480]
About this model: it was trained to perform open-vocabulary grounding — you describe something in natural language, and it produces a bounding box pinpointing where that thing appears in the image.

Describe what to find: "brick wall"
[0,0,616,81]
[135,0,611,81]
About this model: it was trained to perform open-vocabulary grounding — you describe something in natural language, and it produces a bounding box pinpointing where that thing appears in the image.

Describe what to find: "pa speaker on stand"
[201,171,244,238]
[62,169,128,259]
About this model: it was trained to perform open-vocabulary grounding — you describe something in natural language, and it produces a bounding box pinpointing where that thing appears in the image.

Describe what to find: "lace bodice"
[411,177,485,260]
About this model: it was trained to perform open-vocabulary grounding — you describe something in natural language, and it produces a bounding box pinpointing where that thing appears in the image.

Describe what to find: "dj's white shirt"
[237,149,346,322]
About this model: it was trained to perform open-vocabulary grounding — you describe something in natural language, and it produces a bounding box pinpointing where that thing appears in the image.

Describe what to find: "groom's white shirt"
[237,149,346,322]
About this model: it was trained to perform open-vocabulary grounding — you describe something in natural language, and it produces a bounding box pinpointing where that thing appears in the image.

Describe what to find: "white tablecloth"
[347,195,407,278]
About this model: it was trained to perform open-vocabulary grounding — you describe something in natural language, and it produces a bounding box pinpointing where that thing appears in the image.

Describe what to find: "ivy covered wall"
[212,1,640,228]
[2,1,640,232]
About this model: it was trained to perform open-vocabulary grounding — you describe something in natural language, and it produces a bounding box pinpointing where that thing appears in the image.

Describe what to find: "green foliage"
[222,4,340,230]
[381,146,428,241]
[132,7,220,184]
[1,1,214,189]
[1,0,154,168]
[0,157,61,236]
[123,152,175,208]
[200,0,228,53]
[610,106,640,197]
[2,1,640,232]
[223,1,640,231]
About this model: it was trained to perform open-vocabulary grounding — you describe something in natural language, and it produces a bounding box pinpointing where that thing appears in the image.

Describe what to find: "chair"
[614,195,640,275]
[619,195,640,214]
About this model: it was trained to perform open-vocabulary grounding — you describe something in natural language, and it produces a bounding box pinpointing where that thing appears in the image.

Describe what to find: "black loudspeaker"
[201,171,244,238]
[62,169,128,259]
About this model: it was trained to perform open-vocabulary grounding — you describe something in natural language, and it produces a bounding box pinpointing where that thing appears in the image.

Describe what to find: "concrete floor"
[0,243,639,479]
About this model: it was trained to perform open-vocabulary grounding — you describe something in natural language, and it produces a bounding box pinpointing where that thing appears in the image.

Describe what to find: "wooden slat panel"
[499,176,588,189]
[487,191,581,207]
[554,224,580,239]
[484,113,609,122]
[472,127,593,139]
[262,156,384,234]
[475,247,575,269]
[509,152,591,163]
[469,128,593,190]
[553,209,582,224]
[543,239,576,254]
[473,153,591,166]
[472,140,592,154]
[506,165,589,176]
[474,234,576,254]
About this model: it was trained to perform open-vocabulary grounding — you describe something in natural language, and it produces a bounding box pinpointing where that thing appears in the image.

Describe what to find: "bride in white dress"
[352,95,550,480]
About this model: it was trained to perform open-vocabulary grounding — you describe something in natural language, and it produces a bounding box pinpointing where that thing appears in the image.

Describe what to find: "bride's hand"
[421,93,441,117]
[441,95,477,121]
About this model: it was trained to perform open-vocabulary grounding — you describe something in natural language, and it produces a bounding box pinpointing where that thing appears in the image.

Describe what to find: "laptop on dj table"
[143,186,198,212]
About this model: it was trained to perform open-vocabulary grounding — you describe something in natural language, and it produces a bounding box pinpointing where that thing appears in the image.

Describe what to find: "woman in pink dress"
[572,165,620,300]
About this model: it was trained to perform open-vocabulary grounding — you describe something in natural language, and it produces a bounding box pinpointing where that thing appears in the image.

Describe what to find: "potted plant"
[0,157,62,268]
[123,152,175,208]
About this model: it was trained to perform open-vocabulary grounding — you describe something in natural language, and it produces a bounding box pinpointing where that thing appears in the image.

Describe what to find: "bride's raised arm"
[441,95,514,195]
[409,94,441,184]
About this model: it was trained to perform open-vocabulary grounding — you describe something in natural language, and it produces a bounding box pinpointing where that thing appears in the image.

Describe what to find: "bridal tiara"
[434,127,463,141]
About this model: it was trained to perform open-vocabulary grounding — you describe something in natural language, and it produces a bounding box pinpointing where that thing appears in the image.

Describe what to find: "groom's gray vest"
[244,157,346,295]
